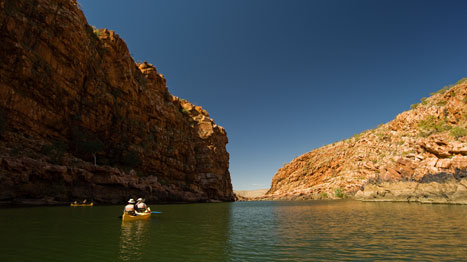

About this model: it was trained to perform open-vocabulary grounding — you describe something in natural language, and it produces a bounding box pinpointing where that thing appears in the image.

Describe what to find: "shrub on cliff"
[456,77,467,85]
[334,188,346,199]
[78,138,104,166]
[122,150,142,168]
[92,26,104,37]
[320,192,328,199]
[436,100,447,106]
[418,115,451,137]
[450,127,467,139]
[41,140,68,164]
[352,133,362,141]
[180,108,190,115]
[420,97,428,105]
[430,86,451,96]
[70,126,104,166]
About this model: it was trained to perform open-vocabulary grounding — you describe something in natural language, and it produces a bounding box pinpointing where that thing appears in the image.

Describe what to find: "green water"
[0,201,466,261]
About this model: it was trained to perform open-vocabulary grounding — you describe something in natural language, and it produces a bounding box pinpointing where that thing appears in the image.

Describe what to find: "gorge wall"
[266,81,467,204]
[0,0,234,204]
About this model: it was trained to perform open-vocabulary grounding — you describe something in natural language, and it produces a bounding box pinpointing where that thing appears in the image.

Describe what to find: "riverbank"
[236,177,467,204]
[355,179,467,204]
[0,197,228,207]
[4,176,467,207]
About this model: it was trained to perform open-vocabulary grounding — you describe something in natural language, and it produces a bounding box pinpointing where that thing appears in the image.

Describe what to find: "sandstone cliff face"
[267,81,467,204]
[0,0,234,204]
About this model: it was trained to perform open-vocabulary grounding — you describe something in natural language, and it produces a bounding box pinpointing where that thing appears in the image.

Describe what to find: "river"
[0,200,465,261]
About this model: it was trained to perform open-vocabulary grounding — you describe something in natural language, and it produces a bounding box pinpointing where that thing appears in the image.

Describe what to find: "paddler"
[124,198,136,216]
[135,198,148,213]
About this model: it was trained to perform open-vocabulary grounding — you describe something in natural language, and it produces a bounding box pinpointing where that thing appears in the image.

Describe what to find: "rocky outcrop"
[267,81,467,204]
[0,0,234,204]
[354,178,467,204]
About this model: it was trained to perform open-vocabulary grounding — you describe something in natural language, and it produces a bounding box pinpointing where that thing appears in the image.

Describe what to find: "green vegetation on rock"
[436,100,447,106]
[430,86,451,96]
[92,26,104,37]
[418,115,451,137]
[320,192,328,199]
[449,126,467,139]
[334,188,346,199]
[41,140,68,165]
[352,133,362,141]
[70,126,105,165]
[78,138,104,166]
[122,150,142,169]
[455,77,467,85]
[420,97,428,105]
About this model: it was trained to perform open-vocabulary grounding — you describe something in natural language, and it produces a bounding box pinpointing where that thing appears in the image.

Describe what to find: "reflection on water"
[274,201,467,261]
[142,203,232,261]
[227,201,281,260]
[228,201,467,261]
[118,220,151,261]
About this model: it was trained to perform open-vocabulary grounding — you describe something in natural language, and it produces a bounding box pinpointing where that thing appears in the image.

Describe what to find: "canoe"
[70,202,94,207]
[122,211,151,222]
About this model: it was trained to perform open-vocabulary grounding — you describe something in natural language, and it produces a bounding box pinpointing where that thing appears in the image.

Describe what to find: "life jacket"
[136,202,147,209]
[124,204,135,212]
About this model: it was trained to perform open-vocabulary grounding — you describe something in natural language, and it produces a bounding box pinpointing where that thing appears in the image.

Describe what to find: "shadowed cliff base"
[266,80,467,204]
[0,0,234,204]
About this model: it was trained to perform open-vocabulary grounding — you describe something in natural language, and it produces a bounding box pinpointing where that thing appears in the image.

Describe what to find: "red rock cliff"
[267,81,467,204]
[0,0,234,204]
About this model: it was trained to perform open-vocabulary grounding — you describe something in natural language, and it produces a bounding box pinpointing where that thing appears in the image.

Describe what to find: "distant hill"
[234,189,268,199]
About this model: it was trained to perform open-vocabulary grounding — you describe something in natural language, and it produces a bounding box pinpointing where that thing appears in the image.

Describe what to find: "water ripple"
[0,201,465,261]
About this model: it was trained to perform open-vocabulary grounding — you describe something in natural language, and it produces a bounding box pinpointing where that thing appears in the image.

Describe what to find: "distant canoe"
[70,202,94,207]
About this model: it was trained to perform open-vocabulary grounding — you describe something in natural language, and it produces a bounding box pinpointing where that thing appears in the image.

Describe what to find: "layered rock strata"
[266,81,467,204]
[0,0,234,204]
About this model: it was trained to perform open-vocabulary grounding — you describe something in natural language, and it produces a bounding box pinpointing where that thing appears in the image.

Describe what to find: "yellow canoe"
[122,212,151,222]
[70,203,94,207]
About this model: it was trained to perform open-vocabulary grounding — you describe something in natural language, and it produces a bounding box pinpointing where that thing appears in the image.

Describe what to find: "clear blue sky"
[79,0,467,190]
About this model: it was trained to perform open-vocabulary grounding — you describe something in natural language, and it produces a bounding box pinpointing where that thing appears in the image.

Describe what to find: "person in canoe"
[124,198,136,216]
[135,198,148,213]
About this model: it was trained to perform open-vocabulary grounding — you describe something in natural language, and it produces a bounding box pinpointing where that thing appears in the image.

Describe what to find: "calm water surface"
[0,201,466,261]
